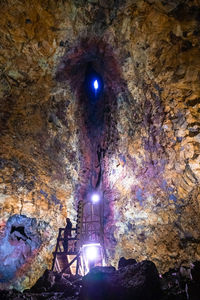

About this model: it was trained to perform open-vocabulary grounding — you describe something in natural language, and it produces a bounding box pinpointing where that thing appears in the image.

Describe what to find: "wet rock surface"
[1,259,200,299]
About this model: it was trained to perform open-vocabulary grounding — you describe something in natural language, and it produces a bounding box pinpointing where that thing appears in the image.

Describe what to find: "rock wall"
[0,0,200,291]
[104,0,200,272]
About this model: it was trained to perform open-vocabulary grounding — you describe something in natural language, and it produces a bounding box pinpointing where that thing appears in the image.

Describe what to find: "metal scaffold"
[52,192,106,276]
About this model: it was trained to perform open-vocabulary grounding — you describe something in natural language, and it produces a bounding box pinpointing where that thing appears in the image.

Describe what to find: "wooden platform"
[52,228,79,275]
[53,252,79,275]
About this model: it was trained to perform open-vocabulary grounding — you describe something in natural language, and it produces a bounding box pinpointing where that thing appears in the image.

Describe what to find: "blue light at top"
[93,79,99,90]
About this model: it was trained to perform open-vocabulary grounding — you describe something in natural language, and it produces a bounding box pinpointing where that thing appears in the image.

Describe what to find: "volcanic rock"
[118,256,137,269]
[80,260,161,300]
[0,0,200,291]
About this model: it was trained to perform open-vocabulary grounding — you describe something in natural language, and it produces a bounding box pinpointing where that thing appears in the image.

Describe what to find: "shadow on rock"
[80,260,161,300]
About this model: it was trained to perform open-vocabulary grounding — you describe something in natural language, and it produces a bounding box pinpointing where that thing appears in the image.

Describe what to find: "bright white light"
[91,193,100,203]
[93,79,99,90]
[85,245,98,261]
[80,243,105,274]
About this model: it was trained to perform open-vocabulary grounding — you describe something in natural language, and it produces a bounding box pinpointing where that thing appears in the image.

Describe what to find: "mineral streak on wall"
[0,0,200,291]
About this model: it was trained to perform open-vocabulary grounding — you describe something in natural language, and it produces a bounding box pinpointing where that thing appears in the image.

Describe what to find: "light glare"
[94,79,99,90]
[91,193,100,203]
[85,245,98,261]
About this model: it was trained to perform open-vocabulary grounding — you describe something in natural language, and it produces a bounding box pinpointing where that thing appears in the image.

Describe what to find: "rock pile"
[80,260,161,300]
[160,261,200,300]
[1,258,200,300]
[0,269,80,300]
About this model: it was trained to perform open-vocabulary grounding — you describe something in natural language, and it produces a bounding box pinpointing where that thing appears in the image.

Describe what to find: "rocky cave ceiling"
[0,0,200,291]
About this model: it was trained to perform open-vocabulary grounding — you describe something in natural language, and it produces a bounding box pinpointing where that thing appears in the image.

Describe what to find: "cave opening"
[82,62,105,133]
[84,62,104,104]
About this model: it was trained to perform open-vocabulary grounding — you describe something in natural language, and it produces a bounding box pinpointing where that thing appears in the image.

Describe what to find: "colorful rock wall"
[0,0,199,291]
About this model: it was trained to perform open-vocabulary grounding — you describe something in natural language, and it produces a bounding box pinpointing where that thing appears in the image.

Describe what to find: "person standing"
[63,218,72,252]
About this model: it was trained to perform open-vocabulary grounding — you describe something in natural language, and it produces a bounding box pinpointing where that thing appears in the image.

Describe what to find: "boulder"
[51,273,75,296]
[29,269,55,293]
[80,260,161,300]
[118,257,137,269]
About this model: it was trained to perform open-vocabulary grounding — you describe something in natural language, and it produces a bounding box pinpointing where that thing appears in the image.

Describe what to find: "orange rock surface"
[0,0,199,291]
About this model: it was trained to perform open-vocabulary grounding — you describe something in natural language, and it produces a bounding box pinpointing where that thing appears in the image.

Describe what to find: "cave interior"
[0,0,200,297]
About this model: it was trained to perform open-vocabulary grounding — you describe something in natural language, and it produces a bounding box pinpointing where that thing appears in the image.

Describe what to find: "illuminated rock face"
[0,0,200,291]
[0,215,41,283]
